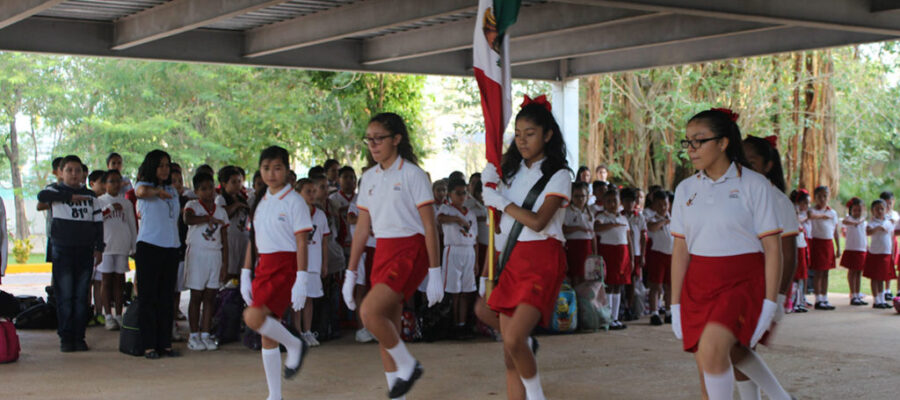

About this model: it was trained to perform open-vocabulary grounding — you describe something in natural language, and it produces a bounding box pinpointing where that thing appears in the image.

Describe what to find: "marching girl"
[670,109,784,400]
[865,199,895,309]
[479,97,572,400]
[808,186,841,310]
[729,135,798,400]
[340,113,444,399]
[595,189,634,330]
[790,190,812,312]
[646,189,672,326]
[240,146,311,400]
[563,181,595,286]
[841,198,868,305]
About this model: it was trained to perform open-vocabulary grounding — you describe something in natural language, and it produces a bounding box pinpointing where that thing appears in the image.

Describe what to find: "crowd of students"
[29,100,899,400]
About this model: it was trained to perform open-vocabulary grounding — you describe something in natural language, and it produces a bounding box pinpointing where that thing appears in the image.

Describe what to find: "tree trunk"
[798,52,820,191]
[3,114,30,238]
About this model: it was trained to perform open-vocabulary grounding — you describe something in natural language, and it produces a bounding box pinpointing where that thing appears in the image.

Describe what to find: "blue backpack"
[550,282,578,333]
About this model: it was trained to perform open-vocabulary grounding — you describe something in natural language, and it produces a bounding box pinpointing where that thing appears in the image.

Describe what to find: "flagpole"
[486,208,495,298]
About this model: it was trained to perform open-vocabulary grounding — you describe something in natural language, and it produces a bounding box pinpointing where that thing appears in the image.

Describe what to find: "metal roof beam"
[871,0,900,13]
[0,0,64,30]
[556,0,900,36]
[567,26,895,77]
[361,3,655,65]
[244,0,477,58]
[510,14,778,66]
[112,0,284,50]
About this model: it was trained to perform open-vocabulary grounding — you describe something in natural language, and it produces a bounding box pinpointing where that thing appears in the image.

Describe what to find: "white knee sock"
[261,347,282,400]
[385,371,406,400]
[520,373,546,400]
[736,379,761,400]
[734,349,791,400]
[385,341,416,379]
[702,369,734,400]
[259,317,302,367]
[610,294,621,321]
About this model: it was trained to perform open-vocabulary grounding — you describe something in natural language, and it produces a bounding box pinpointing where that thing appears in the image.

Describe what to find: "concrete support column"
[551,78,580,170]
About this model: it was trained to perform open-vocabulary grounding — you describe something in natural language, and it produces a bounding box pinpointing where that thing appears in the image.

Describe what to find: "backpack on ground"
[575,280,612,331]
[0,291,20,319]
[212,288,243,345]
[400,308,421,342]
[0,318,20,363]
[14,302,56,330]
[549,282,578,333]
[119,298,143,356]
[418,296,452,342]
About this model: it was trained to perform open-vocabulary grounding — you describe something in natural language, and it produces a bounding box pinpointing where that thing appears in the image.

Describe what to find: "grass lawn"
[8,253,47,265]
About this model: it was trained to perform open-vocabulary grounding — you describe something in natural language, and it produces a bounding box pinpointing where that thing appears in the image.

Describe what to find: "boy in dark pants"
[37,155,104,352]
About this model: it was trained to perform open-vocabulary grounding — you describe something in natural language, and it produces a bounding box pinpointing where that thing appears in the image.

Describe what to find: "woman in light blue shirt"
[134,149,181,359]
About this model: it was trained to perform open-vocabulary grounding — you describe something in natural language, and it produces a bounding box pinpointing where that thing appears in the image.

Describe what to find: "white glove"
[671,304,683,340]
[482,187,512,211]
[479,276,488,298]
[240,269,253,306]
[291,271,309,311]
[482,165,501,186]
[343,269,358,311]
[773,294,786,323]
[426,267,444,307]
[750,299,777,347]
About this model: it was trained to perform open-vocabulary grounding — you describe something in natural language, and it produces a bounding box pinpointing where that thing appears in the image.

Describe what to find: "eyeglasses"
[680,136,722,150]
[362,134,394,146]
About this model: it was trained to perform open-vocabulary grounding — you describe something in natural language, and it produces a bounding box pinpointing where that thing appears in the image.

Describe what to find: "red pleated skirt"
[646,250,672,284]
[795,246,809,280]
[681,253,765,353]
[488,239,566,327]
[809,238,836,271]
[565,239,592,283]
[252,252,297,318]
[839,250,866,271]
[864,253,895,281]
[371,235,428,301]
[600,243,631,285]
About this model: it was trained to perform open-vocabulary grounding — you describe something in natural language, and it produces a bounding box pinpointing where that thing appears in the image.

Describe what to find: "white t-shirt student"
[868,217,893,255]
[564,207,594,241]
[808,206,839,240]
[596,212,629,246]
[464,197,490,246]
[184,200,229,250]
[437,204,478,247]
[97,193,138,255]
[307,207,331,275]
[647,212,673,255]
[843,215,867,253]
[253,185,313,254]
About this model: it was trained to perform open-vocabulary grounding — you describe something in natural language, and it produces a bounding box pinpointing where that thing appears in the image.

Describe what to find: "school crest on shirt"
[686,193,697,207]
[278,213,287,222]
[307,224,318,244]
[729,189,740,199]
[393,182,402,191]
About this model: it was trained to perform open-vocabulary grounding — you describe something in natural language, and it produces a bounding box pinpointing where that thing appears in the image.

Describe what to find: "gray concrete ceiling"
[1,0,898,80]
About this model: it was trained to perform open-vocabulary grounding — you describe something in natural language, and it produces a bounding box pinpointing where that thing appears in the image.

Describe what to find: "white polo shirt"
[647,212,673,255]
[496,159,571,243]
[772,188,800,239]
[670,163,781,257]
[307,206,330,273]
[868,217,893,255]
[437,204,478,247]
[590,203,605,218]
[357,157,433,239]
[843,216,868,252]
[563,206,594,241]
[184,200,229,250]
[808,206,839,239]
[347,201,377,248]
[625,211,646,256]
[253,185,313,254]
[464,197,490,246]
[596,211,629,245]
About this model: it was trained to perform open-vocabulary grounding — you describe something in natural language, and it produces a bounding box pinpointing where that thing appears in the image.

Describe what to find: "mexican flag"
[473,0,521,171]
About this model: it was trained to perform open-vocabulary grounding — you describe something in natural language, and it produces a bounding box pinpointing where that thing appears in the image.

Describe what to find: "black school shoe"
[793,306,808,313]
[850,298,865,306]
[60,341,76,353]
[884,292,894,302]
[814,301,835,310]
[650,314,663,326]
[387,361,424,399]
[664,313,672,324]
[284,339,309,380]
[75,340,89,351]
[609,321,627,330]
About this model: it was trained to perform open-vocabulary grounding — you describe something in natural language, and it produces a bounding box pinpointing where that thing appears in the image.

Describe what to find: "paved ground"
[2,274,898,399]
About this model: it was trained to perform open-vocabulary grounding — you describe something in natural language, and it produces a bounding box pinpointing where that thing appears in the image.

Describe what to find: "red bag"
[0,319,20,363]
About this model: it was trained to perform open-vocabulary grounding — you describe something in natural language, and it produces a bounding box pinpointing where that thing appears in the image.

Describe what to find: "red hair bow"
[711,107,739,122]
[521,95,552,112]
[764,135,778,149]
[798,188,809,195]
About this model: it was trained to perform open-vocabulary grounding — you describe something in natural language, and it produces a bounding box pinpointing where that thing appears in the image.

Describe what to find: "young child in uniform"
[436,177,479,339]
[621,188,646,320]
[878,191,898,302]
[790,189,812,312]
[183,173,229,351]
[590,181,607,217]
[106,152,134,193]
[329,166,357,258]
[563,181,595,286]
[595,189,634,330]
[865,199,895,309]
[97,169,137,330]
[808,186,840,310]
[341,113,444,399]
[646,190,672,326]
[478,96,572,400]
[241,146,311,400]
[87,170,107,326]
[293,177,330,347]
[216,166,250,285]
[841,197,867,305]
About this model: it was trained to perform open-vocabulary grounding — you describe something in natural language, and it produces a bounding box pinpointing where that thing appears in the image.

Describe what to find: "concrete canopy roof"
[0,0,898,80]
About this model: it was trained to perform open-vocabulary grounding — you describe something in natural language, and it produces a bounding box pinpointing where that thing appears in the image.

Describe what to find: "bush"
[12,235,33,264]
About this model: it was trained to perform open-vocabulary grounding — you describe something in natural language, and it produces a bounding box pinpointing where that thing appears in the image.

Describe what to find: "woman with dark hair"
[341,112,443,399]
[479,96,572,400]
[670,109,784,400]
[134,149,182,359]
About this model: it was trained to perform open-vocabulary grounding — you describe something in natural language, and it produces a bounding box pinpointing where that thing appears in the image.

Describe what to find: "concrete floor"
[2,279,898,400]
